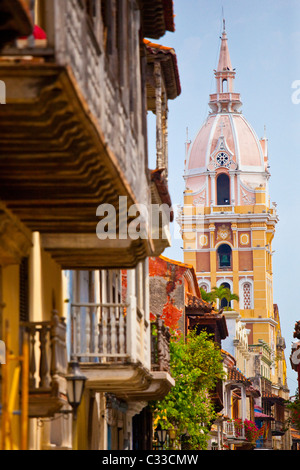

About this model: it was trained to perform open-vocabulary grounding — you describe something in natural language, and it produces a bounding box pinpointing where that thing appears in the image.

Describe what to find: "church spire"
[217,20,233,73]
[209,21,242,114]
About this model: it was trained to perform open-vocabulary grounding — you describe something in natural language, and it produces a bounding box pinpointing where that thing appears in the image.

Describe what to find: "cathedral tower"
[181,22,279,359]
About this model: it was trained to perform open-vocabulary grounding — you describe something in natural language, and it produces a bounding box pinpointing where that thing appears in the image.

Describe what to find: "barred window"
[243,282,251,309]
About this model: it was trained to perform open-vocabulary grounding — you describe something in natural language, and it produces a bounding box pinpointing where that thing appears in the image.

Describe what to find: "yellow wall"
[1,232,64,450]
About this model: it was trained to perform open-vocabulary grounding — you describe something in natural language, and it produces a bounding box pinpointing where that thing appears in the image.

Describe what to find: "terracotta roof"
[291,427,300,440]
[227,367,252,386]
[262,391,285,403]
[144,39,181,99]
[159,255,201,298]
[254,411,274,420]
[186,293,214,313]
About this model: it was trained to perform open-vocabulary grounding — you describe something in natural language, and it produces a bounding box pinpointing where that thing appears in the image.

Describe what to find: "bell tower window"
[220,282,231,309]
[217,173,230,205]
[222,79,228,93]
[217,244,232,269]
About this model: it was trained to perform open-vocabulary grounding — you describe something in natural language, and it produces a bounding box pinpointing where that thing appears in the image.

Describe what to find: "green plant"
[231,418,262,442]
[286,397,300,431]
[150,330,225,450]
[200,286,239,311]
[244,419,262,442]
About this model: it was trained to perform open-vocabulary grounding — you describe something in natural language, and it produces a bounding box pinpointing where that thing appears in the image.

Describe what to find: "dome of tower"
[184,24,268,196]
[186,112,264,173]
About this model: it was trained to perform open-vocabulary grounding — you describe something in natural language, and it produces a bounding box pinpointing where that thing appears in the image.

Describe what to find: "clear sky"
[147,0,300,395]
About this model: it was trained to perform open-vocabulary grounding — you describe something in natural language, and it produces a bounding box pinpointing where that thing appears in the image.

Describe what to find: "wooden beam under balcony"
[0,63,154,268]
[0,201,32,264]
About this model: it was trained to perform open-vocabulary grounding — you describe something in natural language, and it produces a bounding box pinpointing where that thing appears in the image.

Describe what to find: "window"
[217,244,232,269]
[217,173,230,205]
[220,282,230,309]
[243,282,252,309]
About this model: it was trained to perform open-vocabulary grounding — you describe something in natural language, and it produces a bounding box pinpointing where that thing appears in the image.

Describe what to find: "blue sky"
[147,0,300,395]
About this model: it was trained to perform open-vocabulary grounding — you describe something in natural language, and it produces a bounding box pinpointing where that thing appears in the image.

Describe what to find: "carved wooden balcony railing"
[69,298,151,393]
[20,310,68,418]
[224,420,246,441]
[70,302,127,363]
[70,301,150,367]
[271,420,285,436]
[151,314,171,374]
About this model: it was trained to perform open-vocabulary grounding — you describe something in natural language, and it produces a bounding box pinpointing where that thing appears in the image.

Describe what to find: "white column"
[126,269,137,362]
[230,171,235,205]
[210,172,216,206]
[241,385,247,422]
[143,258,151,370]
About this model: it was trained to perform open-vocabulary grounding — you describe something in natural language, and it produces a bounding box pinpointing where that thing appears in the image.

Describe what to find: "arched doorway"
[217,173,230,205]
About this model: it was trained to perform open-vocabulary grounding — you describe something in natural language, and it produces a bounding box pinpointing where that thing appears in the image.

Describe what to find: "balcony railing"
[20,310,68,417]
[21,311,67,390]
[151,314,171,374]
[224,420,246,440]
[271,420,285,436]
[70,302,127,363]
[70,300,149,367]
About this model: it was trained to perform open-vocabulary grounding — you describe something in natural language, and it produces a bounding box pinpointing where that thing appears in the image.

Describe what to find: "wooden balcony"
[70,298,152,394]
[70,301,174,401]
[0,0,172,269]
[116,314,175,402]
[271,420,285,436]
[224,420,246,442]
[20,311,68,418]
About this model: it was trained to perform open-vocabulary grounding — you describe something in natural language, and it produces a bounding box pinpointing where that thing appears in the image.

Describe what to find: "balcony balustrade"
[20,310,68,418]
[70,300,150,366]
[151,314,171,374]
[69,291,152,393]
[271,420,285,436]
[224,420,246,441]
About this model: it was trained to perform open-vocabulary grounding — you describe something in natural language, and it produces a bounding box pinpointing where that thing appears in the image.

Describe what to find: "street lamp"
[155,423,168,449]
[65,360,87,420]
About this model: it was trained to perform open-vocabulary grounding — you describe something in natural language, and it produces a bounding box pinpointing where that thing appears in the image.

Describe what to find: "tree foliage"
[150,330,225,450]
[200,286,239,310]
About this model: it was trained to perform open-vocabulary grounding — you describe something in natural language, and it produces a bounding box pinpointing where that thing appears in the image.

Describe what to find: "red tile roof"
[144,39,181,99]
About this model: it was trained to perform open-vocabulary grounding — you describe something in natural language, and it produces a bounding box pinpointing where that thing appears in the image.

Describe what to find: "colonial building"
[179,21,290,449]
[0,0,180,450]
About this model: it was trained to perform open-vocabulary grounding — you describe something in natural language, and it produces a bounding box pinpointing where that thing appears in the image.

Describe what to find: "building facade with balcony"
[0,0,180,450]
